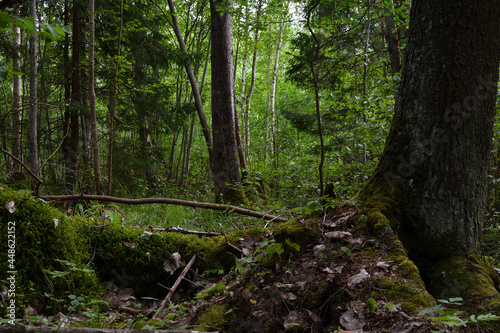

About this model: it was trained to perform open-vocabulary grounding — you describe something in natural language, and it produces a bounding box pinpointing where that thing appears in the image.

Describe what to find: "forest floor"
[5,203,499,332]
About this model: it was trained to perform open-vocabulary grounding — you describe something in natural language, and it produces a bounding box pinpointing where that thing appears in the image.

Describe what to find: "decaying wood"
[0,325,218,333]
[155,254,197,318]
[39,194,288,222]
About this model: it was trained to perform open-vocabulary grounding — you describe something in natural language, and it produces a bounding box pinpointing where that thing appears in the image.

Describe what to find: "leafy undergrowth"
[2,189,500,332]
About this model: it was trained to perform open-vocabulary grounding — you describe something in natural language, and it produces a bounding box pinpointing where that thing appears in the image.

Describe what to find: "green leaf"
[0,11,13,28]
[340,246,351,256]
[367,298,377,313]
[285,239,300,252]
[14,16,35,34]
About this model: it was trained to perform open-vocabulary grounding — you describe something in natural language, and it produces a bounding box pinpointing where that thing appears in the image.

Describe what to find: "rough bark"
[358,0,500,298]
[210,0,247,204]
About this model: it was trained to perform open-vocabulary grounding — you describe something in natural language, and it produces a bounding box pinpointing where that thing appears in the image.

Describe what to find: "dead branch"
[148,226,221,237]
[1,148,43,186]
[38,194,288,222]
[155,254,197,318]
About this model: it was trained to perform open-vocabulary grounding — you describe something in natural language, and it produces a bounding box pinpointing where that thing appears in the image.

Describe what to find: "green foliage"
[417,298,500,330]
[366,298,377,313]
[0,188,102,317]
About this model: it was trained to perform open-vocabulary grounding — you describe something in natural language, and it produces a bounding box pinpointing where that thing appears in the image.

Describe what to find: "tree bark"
[358,0,500,298]
[210,0,247,205]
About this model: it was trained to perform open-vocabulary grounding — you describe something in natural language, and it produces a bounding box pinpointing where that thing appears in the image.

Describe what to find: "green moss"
[0,188,102,317]
[273,222,319,262]
[424,254,500,303]
[196,304,229,331]
[376,277,435,314]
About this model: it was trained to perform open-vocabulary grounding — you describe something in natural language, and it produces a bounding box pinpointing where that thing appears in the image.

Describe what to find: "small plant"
[417,297,500,330]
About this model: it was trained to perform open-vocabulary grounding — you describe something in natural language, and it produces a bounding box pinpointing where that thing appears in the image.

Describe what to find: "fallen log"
[38,194,288,223]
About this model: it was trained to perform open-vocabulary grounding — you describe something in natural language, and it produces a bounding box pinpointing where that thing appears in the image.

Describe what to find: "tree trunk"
[167,0,213,163]
[306,2,325,199]
[64,0,81,191]
[89,0,103,194]
[28,0,39,179]
[107,0,124,196]
[383,0,402,75]
[269,13,286,166]
[242,0,263,161]
[11,3,22,168]
[210,0,247,205]
[358,0,500,299]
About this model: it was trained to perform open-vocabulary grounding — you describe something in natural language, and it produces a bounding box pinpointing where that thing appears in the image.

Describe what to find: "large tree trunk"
[359,0,500,299]
[210,0,247,205]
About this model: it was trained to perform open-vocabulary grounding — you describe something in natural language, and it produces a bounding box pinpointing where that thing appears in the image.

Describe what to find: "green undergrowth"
[0,187,102,318]
[0,187,313,320]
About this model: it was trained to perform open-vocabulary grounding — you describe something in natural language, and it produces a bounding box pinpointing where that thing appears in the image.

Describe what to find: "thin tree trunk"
[242,0,263,161]
[64,0,81,190]
[306,1,325,199]
[269,14,287,163]
[384,0,402,75]
[11,3,22,168]
[167,0,213,164]
[107,0,124,196]
[28,0,39,179]
[89,0,103,194]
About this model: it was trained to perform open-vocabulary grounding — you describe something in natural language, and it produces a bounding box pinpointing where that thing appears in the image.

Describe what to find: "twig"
[154,254,197,318]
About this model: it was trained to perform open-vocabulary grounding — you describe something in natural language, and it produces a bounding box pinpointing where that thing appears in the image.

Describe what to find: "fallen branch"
[1,148,43,195]
[38,194,288,222]
[154,254,197,318]
[148,226,222,237]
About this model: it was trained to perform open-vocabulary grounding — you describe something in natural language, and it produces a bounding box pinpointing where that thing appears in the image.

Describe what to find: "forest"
[2,0,500,332]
